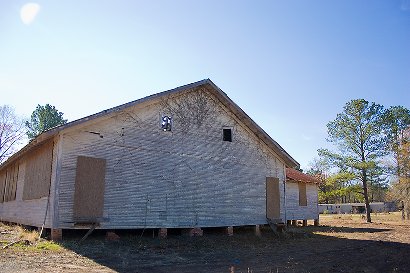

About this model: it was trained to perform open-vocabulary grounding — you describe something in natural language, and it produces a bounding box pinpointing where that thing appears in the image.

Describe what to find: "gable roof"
[1,79,299,170]
[286,168,319,184]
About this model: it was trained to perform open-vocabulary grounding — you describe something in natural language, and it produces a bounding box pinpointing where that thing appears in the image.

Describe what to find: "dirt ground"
[1,212,410,273]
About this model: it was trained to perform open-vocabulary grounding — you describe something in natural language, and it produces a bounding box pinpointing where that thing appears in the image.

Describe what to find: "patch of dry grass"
[0,223,62,251]
[16,226,39,244]
[320,212,404,223]
[0,222,13,231]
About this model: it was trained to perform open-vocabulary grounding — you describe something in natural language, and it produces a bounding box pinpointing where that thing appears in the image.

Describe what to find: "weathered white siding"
[285,181,318,221]
[0,141,58,228]
[56,90,287,228]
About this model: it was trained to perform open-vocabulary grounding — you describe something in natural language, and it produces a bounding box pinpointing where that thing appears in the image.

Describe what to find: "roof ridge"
[0,79,299,170]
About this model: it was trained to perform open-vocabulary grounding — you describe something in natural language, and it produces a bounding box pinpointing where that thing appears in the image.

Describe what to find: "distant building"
[318,202,397,214]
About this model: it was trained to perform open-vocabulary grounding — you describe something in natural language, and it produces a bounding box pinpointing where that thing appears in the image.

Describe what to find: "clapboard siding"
[1,80,306,230]
[0,140,57,227]
[56,90,286,228]
[285,181,318,220]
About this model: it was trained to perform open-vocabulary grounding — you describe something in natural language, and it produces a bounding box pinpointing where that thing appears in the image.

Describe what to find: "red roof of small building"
[286,168,320,184]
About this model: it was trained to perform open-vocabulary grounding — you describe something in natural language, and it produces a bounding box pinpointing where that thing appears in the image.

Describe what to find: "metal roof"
[286,168,319,184]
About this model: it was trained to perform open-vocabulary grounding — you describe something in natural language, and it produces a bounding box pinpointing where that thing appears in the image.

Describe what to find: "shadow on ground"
[59,225,410,273]
[301,224,392,234]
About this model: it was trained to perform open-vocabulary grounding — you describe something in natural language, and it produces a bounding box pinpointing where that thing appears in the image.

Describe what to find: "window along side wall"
[0,171,5,203]
[298,182,307,206]
[22,141,54,200]
[1,162,19,202]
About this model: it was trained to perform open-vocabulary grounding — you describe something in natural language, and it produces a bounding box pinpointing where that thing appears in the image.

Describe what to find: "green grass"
[33,240,62,251]
[6,239,63,251]
[0,223,63,251]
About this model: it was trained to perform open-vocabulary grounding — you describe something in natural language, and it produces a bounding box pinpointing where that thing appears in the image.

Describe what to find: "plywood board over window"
[3,162,19,202]
[73,156,107,222]
[299,182,307,206]
[23,141,54,200]
[266,177,280,219]
[0,171,6,203]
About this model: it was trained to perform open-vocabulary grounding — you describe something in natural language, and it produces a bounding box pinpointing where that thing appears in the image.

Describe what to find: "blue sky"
[1,0,410,170]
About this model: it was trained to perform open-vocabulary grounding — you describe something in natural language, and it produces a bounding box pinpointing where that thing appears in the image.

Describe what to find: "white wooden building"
[0,79,319,239]
[285,168,319,225]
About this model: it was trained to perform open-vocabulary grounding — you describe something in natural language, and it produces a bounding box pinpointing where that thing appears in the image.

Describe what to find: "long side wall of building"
[0,140,57,228]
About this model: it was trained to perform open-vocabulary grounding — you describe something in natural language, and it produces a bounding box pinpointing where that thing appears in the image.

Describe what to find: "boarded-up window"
[0,170,6,203]
[3,162,19,202]
[299,182,307,206]
[73,156,106,222]
[23,141,54,200]
[266,177,281,219]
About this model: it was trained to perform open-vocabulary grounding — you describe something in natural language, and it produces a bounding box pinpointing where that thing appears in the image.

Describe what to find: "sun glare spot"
[20,3,41,25]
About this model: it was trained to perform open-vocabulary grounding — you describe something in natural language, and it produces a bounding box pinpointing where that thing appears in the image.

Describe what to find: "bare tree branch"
[0,105,26,163]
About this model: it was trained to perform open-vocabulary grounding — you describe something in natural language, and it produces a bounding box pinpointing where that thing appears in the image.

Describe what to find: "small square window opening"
[223,128,232,142]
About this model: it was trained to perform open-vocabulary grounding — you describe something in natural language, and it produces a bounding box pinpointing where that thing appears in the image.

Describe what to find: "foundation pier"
[226,226,234,236]
[255,225,261,237]
[182,227,203,237]
[159,228,167,239]
[51,229,62,241]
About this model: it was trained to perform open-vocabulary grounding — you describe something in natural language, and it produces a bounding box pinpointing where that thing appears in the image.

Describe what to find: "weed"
[16,226,39,244]
[34,240,62,251]
[1,224,61,251]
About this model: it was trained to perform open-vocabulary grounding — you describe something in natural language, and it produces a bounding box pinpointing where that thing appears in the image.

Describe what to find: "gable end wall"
[56,90,287,228]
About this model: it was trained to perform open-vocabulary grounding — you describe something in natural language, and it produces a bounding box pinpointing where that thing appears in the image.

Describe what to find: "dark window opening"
[223,128,232,142]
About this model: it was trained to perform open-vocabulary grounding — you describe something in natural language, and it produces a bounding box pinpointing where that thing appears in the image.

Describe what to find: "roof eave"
[0,78,299,170]
[204,79,299,168]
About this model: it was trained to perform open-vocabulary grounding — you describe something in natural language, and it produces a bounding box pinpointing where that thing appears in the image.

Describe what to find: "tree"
[318,99,387,222]
[307,157,334,204]
[397,131,410,219]
[25,104,67,140]
[0,105,26,163]
[387,128,410,219]
[382,106,410,220]
[307,158,356,204]
[383,106,410,175]
[366,165,388,202]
